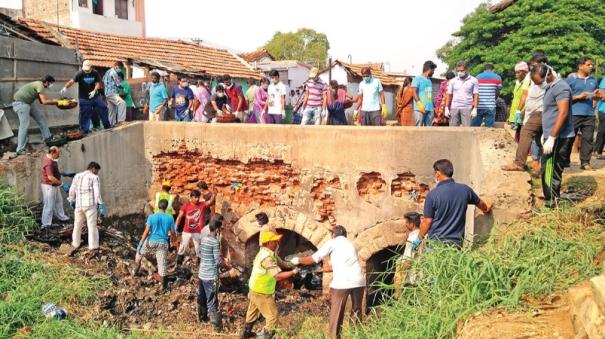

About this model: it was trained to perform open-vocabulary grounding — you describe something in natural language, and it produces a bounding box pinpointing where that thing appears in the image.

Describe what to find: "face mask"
[47,83,54,89]
[363,76,371,83]
[271,79,277,84]
[225,83,233,89]
[217,93,224,98]
[263,85,269,90]
[182,82,189,88]
[152,79,159,84]
[457,71,467,78]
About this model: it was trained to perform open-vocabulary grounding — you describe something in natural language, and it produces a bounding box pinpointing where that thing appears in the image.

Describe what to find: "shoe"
[501,163,525,171]
[240,322,255,339]
[68,246,80,257]
[198,304,209,323]
[209,311,222,332]
[176,254,184,268]
[161,276,168,290]
[131,263,140,277]
[581,164,593,171]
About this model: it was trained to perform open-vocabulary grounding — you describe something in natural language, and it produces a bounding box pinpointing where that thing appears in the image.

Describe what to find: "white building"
[256,60,312,96]
[21,0,146,37]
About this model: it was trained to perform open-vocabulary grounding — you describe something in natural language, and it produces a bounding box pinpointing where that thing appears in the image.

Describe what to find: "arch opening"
[366,245,404,309]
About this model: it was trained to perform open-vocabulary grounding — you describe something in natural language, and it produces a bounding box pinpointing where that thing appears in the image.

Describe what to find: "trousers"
[328,287,364,339]
[198,279,218,312]
[514,111,543,167]
[106,93,126,125]
[541,137,574,207]
[72,206,99,249]
[79,96,110,132]
[594,113,605,155]
[245,291,279,331]
[449,108,472,127]
[178,232,201,256]
[12,101,52,153]
[41,184,69,227]
[572,115,595,166]
[137,241,169,276]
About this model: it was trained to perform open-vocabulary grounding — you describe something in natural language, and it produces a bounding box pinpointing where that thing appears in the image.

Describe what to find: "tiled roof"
[17,18,261,79]
[238,48,274,63]
[322,60,398,86]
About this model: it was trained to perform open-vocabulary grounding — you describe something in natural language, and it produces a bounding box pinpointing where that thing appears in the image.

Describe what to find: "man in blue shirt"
[418,159,492,248]
[412,61,437,126]
[102,61,127,126]
[595,72,605,158]
[170,77,195,122]
[565,58,598,170]
[132,199,176,290]
[355,67,386,126]
[148,72,169,121]
[474,64,502,127]
[532,64,575,208]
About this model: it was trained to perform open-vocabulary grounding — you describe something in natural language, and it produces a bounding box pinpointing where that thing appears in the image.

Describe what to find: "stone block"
[591,276,605,316]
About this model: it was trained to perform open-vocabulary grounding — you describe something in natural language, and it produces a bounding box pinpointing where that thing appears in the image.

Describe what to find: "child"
[394,211,422,298]
[175,190,207,268]
[327,90,348,125]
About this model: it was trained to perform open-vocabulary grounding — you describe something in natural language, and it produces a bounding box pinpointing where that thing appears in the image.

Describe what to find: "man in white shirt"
[68,162,105,251]
[290,225,365,339]
[265,70,286,124]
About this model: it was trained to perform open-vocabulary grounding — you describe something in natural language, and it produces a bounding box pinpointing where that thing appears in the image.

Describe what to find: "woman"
[192,79,212,122]
[433,71,455,126]
[396,77,414,126]
[249,77,269,123]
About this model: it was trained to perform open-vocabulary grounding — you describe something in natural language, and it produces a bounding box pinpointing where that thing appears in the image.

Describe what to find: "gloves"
[542,136,556,155]
[381,104,388,119]
[137,241,143,254]
[88,90,97,99]
[290,257,300,265]
[514,110,522,124]
[60,87,67,96]
[292,267,300,275]
[417,101,426,113]
[445,107,451,118]
[98,204,106,217]
[281,110,286,119]
[61,183,70,193]
[471,107,478,118]
[411,238,422,251]
[69,200,75,209]
[353,110,359,121]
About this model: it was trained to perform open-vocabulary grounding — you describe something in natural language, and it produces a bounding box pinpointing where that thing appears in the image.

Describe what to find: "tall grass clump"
[0,182,37,243]
[348,206,605,339]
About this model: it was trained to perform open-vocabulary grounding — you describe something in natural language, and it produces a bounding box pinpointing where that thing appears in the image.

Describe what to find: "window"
[92,0,103,15]
[78,0,88,8]
[115,0,128,20]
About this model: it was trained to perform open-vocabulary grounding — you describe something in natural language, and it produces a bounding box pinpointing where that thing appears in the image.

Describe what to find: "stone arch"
[354,220,408,266]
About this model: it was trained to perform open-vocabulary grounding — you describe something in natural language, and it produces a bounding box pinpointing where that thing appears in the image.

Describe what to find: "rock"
[591,276,605,316]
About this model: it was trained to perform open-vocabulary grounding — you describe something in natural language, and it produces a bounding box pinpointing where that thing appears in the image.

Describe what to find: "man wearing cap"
[61,60,111,133]
[154,180,176,216]
[301,67,328,125]
[241,231,299,338]
[355,67,387,126]
[290,226,365,339]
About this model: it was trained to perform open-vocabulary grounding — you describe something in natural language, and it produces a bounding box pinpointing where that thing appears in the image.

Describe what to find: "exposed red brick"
[310,177,340,223]
[357,172,386,204]
[391,172,429,203]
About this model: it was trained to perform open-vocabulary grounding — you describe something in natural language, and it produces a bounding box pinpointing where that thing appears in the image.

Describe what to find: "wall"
[22,0,71,27]
[72,8,143,37]
[287,65,311,92]
[0,36,79,130]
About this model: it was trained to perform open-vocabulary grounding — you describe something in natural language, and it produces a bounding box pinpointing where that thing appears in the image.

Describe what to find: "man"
[255,212,276,246]
[301,67,328,125]
[170,77,195,122]
[12,75,58,155]
[154,180,176,216]
[148,72,169,121]
[40,146,70,229]
[102,61,127,126]
[245,79,258,121]
[175,190,209,267]
[68,162,105,251]
[417,159,492,248]
[193,79,213,122]
[117,72,135,121]
[241,231,299,339]
[412,61,437,126]
[210,85,230,116]
[393,212,422,298]
[290,226,365,339]
[595,69,605,159]
[197,181,216,227]
[61,60,111,133]
[566,58,598,170]
[265,70,287,124]
[132,199,176,290]
[445,61,479,127]
[474,64,502,127]
[532,64,576,208]
[197,218,224,331]
[290,89,299,107]
[507,62,530,126]
[355,67,387,126]
[223,74,246,120]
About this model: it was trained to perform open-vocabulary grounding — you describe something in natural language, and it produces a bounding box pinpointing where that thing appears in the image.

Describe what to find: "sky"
[1,0,486,74]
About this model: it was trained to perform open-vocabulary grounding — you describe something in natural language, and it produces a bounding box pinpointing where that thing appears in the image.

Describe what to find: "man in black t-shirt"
[60,60,110,133]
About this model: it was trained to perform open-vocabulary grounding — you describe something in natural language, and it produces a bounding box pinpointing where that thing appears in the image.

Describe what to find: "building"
[238,48,274,65]
[21,0,146,37]
[255,60,312,100]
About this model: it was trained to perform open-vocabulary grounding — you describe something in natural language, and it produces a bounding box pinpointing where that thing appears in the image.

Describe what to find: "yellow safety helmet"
[162,180,171,187]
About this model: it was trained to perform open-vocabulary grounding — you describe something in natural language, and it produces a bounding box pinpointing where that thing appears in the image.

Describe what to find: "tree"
[437,0,605,99]
[265,28,330,68]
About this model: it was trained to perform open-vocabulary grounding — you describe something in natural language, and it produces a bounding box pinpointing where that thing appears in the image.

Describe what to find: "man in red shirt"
[40,146,69,229]
[223,74,247,121]
[175,190,207,268]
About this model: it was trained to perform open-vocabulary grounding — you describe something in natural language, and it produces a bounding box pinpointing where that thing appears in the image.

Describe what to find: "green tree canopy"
[437,0,605,99]
[265,28,330,68]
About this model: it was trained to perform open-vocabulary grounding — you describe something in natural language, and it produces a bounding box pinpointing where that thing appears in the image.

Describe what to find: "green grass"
[347,205,605,339]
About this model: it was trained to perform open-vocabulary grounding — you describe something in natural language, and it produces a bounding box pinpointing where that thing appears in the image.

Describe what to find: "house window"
[92,0,103,15]
[115,0,128,20]
[78,0,88,8]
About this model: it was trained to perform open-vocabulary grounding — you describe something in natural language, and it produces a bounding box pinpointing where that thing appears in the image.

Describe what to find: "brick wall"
[23,0,72,27]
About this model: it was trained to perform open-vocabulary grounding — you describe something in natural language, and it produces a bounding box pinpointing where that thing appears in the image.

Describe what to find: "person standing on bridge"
[445,61,478,127]
[416,159,492,249]
[290,225,365,339]
[355,67,387,126]
[412,61,437,126]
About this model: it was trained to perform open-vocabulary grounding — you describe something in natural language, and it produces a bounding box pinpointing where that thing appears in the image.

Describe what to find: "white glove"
[290,257,300,265]
[445,107,450,118]
[88,90,96,99]
[281,110,286,119]
[542,136,556,155]
[471,107,478,118]
[60,87,67,95]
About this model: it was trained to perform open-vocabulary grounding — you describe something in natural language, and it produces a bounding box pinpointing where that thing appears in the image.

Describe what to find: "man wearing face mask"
[531,64,575,208]
[445,61,479,127]
[416,159,492,249]
[355,67,387,126]
[61,60,111,133]
[12,75,60,155]
[170,77,195,122]
[102,61,127,126]
[223,74,246,120]
[148,72,169,122]
[265,70,287,124]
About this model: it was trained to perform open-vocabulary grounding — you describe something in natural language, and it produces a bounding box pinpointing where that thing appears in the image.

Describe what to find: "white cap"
[82,60,93,72]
